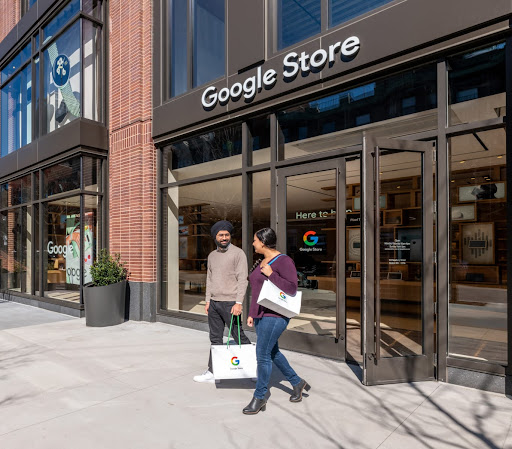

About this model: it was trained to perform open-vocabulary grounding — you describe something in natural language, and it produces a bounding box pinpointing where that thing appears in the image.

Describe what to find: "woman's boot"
[243,397,267,415]
[290,379,311,402]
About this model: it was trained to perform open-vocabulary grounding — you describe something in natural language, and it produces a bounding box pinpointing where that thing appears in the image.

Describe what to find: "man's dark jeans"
[208,300,251,373]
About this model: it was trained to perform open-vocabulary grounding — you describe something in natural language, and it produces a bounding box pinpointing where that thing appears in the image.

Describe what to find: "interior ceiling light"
[451,180,455,183]
[497,155,503,159]
[459,160,466,164]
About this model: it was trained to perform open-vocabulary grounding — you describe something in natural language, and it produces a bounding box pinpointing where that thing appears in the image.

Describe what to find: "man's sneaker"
[193,370,215,383]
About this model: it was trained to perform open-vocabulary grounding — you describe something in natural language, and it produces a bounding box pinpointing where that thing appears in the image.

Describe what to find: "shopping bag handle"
[267,254,285,266]
[227,314,241,348]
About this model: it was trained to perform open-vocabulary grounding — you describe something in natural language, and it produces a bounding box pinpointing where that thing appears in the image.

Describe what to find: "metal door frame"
[362,136,435,385]
[275,158,347,360]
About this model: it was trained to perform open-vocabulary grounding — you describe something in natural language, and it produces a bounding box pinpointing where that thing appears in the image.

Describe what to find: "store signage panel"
[201,36,360,109]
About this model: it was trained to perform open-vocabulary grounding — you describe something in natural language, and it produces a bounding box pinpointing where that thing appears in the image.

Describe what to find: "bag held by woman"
[257,279,302,318]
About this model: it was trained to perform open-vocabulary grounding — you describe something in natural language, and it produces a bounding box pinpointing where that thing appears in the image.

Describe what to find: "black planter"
[84,280,127,327]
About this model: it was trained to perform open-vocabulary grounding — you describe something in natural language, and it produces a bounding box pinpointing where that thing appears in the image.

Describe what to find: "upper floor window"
[169,0,225,98]
[21,0,37,18]
[0,0,104,158]
[329,0,394,28]
[276,0,394,51]
[277,0,321,51]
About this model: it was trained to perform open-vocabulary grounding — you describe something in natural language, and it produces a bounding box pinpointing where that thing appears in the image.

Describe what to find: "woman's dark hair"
[255,227,277,249]
[248,228,278,278]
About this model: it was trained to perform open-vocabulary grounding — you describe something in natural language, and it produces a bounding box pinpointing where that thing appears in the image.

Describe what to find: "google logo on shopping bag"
[279,292,287,300]
[231,357,240,366]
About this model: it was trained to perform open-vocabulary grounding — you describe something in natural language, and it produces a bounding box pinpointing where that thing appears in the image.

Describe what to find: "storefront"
[0,0,107,314]
[153,0,511,389]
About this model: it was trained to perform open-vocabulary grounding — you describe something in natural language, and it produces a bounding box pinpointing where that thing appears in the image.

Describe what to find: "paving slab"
[1,300,511,449]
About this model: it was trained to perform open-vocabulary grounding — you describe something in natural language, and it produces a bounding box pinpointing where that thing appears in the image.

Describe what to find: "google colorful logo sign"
[279,292,287,300]
[231,357,240,366]
[303,230,319,247]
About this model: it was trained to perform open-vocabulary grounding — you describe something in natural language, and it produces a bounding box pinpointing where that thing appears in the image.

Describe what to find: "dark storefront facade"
[0,0,107,315]
[153,0,512,390]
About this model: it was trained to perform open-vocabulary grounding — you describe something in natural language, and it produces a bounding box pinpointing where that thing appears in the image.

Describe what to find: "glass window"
[83,157,103,192]
[43,157,81,197]
[43,21,81,133]
[162,176,243,314]
[170,0,188,97]
[34,56,40,140]
[0,211,6,289]
[165,124,242,181]
[82,0,102,19]
[1,64,32,156]
[448,129,507,364]
[44,196,81,302]
[1,42,31,84]
[252,171,271,263]
[21,0,38,17]
[0,207,33,294]
[449,43,505,126]
[0,183,7,208]
[329,0,393,28]
[278,65,437,159]
[4,176,32,206]
[43,0,80,40]
[248,116,271,165]
[83,20,102,122]
[193,0,225,87]
[277,0,321,50]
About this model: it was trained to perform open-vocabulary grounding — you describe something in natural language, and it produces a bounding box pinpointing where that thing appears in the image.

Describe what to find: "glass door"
[276,159,347,359]
[362,136,435,385]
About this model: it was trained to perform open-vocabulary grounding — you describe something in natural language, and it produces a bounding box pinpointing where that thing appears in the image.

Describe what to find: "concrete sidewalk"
[1,299,512,449]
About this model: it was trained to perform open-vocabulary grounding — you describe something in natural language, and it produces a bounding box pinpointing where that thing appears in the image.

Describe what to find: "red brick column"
[0,0,19,43]
[109,0,156,291]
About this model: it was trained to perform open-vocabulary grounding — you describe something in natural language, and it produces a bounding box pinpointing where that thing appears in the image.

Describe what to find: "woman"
[243,227,311,415]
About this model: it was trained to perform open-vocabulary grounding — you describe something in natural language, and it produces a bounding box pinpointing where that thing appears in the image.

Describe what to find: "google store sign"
[201,36,360,109]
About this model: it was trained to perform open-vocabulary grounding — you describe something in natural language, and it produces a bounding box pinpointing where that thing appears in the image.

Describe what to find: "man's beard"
[216,238,231,249]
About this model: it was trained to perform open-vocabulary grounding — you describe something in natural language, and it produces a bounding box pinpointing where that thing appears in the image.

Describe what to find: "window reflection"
[43,21,81,133]
[1,64,32,156]
[0,207,34,294]
[277,0,321,50]
[165,124,242,181]
[193,0,225,87]
[44,157,81,197]
[329,0,393,27]
[278,65,437,159]
[449,129,507,364]
[170,0,188,97]
[449,43,505,125]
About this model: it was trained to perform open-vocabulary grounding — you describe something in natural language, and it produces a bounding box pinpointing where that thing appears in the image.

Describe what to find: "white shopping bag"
[211,343,257,380]
[211,314,257,380]
[257,279,302,318]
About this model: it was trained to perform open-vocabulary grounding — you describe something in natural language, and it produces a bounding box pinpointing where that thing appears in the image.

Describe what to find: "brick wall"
[0,0,19,43]
[109,0,156,283]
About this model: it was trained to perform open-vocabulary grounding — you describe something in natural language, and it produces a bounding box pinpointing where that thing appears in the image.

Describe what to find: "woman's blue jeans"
[254,316,301,399]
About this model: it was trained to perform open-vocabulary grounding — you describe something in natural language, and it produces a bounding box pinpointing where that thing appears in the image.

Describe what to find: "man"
[193,220,251,383]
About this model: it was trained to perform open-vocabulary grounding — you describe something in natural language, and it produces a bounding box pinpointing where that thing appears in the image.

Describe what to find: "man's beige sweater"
[205,244,248,303]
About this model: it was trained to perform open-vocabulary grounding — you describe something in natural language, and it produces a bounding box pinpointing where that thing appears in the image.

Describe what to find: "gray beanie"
[211,220,234,238]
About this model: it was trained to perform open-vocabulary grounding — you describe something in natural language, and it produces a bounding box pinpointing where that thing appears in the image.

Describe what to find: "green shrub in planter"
[89,250,128,286]
[84,250,129,327]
